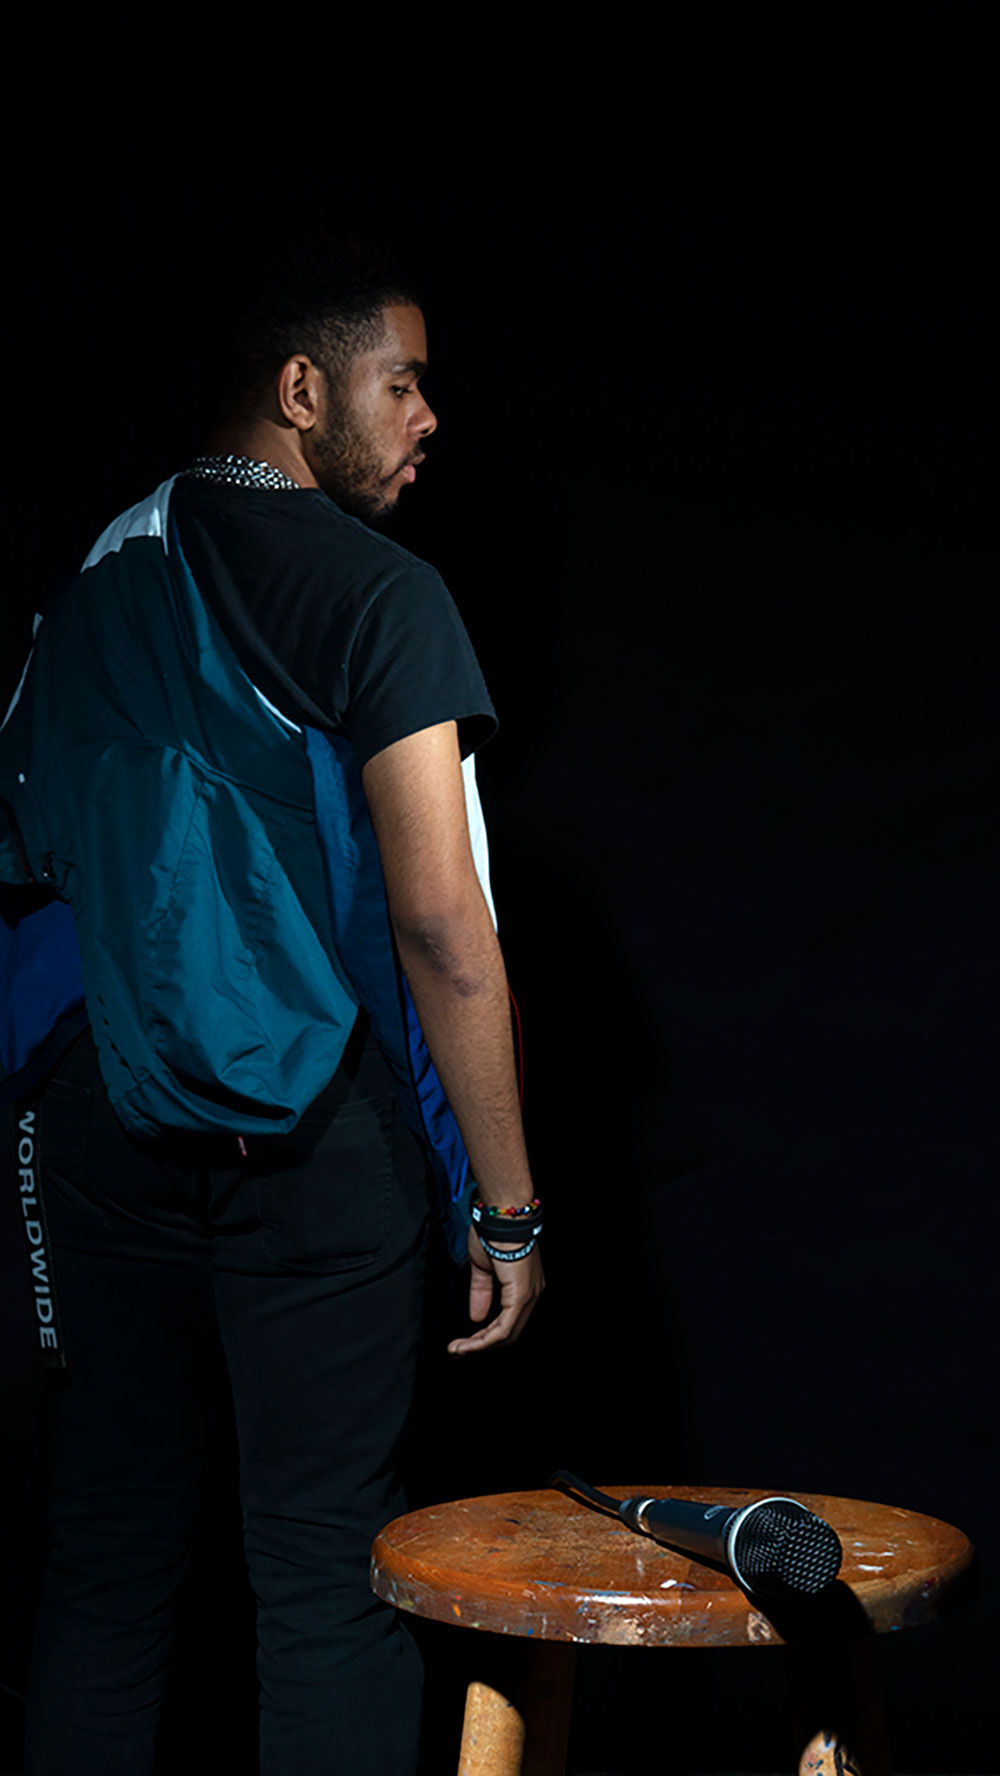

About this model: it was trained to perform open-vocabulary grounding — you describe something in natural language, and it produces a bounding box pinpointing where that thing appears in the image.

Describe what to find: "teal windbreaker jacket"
[0,480,494,1260]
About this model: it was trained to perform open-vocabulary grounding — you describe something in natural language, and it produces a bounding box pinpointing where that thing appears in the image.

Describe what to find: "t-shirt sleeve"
[345,562,497,766]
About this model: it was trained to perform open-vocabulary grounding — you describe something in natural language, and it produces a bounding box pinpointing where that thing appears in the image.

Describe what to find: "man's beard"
[307,400,401,528]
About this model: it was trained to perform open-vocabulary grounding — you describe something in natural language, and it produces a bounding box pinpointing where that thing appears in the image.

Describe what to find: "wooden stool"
[370,1484,973,1776]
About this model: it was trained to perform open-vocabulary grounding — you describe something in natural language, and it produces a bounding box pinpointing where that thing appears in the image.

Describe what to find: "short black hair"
[194,202,421,426]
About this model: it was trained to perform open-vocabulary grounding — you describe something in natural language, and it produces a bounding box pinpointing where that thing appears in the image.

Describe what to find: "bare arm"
[362,721,543,1354]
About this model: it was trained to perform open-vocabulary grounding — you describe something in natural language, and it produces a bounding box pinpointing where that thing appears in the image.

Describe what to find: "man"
[0,222,543,1773]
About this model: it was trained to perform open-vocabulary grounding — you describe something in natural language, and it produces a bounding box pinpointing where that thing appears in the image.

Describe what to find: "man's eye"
[389,384,412,399]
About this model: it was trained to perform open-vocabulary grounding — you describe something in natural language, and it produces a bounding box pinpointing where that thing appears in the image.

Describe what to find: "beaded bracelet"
[471,1196,543,1244]
[476,1234,538,1263]
[472,1195,541,1219]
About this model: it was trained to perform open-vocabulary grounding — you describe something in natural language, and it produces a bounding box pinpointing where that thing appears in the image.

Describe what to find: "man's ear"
[275,355,325,433]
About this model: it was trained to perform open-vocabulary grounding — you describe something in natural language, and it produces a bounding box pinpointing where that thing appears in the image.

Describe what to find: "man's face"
[306,304,437,524]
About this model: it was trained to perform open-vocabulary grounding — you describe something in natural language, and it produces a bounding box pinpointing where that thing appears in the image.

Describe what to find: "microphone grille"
[732,1500,843,1596]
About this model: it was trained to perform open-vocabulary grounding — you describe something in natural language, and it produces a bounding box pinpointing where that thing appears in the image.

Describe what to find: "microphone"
[618,1493,842,1596]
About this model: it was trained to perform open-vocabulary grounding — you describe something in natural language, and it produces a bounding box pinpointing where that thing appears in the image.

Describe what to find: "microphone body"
[618,1494,842,1596]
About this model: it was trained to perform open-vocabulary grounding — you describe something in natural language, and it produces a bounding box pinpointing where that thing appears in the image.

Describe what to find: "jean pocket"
[256,1093,394,1274]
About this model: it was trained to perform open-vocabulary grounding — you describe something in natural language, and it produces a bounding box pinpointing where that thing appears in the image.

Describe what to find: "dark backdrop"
[2,131,994,1774]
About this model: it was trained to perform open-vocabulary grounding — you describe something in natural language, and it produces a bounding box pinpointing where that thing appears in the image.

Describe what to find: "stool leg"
[457,1642,577,1776]
[520,1642,577,1776]
[458,1678,526,1776]
[797,1729,862,1776]
[787,1637,893,1776]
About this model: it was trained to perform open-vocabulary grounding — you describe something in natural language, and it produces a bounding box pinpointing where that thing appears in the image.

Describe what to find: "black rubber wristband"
[477,1235,537,1263]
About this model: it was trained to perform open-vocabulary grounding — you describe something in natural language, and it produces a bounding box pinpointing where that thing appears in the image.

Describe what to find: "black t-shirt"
[170,479,496,766]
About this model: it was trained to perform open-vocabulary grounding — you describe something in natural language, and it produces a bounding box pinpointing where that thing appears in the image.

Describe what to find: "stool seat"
[372,1487,973,1774]
[371,1483,973,1647]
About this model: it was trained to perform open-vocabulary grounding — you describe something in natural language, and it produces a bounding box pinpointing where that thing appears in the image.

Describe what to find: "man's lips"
[380,453,425,491]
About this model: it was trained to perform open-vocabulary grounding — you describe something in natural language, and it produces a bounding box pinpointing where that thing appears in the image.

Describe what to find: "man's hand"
[447,1228,545,1356]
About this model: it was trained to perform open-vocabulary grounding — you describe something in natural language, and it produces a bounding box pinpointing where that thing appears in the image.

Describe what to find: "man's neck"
[201,423,318,491]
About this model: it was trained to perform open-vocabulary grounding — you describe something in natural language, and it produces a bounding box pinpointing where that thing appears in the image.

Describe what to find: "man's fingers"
[447,1236,544,1355]
[447,1280,541,1355]
[447,1303,527,1356]
[467,1265,495,1324]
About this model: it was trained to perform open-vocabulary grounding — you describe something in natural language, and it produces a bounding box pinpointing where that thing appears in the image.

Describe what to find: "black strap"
[12,1088,67,1371]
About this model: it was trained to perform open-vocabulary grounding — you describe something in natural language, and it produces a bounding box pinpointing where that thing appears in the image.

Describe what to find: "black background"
[2,40,995,1774]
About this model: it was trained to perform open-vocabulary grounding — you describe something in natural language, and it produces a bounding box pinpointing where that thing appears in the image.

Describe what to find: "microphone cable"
[549,1469,623,1518]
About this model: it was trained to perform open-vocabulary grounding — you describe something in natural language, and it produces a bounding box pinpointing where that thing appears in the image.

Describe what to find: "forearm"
[362,722,536,1216]
[392,900,534,1210]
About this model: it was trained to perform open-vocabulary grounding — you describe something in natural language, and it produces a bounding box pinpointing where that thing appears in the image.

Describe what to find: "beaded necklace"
[184,453,301,492]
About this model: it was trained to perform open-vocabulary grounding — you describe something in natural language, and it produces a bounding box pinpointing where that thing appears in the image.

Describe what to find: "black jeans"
[23,1022,429,1775]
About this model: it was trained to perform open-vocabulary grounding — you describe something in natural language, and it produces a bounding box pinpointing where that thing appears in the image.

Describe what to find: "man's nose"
[412,394,437,438]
